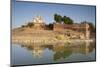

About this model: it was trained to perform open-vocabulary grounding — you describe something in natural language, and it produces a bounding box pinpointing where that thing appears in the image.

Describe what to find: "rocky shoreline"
[12,37,94,45]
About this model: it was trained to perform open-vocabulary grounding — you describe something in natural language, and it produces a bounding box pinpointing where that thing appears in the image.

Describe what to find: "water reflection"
[16,41,95,62]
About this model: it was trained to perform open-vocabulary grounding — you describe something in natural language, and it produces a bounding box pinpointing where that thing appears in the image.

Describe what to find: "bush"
[55,35,65,40]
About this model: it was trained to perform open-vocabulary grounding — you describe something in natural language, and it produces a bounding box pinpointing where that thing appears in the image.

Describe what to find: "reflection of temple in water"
[21,41,95,60]
[32,45,45,58]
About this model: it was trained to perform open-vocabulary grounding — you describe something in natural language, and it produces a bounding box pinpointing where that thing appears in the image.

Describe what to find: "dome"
[33,16,44,23]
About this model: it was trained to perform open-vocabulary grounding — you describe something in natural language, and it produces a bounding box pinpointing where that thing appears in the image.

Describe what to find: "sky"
[12,0,96,28]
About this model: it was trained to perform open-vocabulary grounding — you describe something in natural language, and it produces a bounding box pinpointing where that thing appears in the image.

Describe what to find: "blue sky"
[12,0,96,28]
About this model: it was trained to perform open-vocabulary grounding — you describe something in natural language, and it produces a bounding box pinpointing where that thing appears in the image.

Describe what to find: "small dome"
[33,16,44,23]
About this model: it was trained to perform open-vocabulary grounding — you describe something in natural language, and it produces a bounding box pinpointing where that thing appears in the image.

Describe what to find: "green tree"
[54,14,62,23]
[48,23,53,30]
[67,17,73,24]
[57,15,62,23]
[54,14,58,22]
[62,16,68,24]
[54,14,73,24]
[88,23,95,32]
[27,22,34,28]
[21,25,25,28]
[62,16,73,24]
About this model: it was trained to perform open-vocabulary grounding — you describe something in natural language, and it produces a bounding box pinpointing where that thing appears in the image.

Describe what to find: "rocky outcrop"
[12,27,88,44]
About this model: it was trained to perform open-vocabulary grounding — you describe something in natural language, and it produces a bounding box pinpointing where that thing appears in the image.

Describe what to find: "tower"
[85,23,90,39]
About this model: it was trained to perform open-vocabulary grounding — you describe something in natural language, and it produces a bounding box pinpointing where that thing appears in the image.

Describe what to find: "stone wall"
[53,23,90,39]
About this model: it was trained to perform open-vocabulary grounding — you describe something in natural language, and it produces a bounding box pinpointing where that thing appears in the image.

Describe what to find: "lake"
[11,41,96,66]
